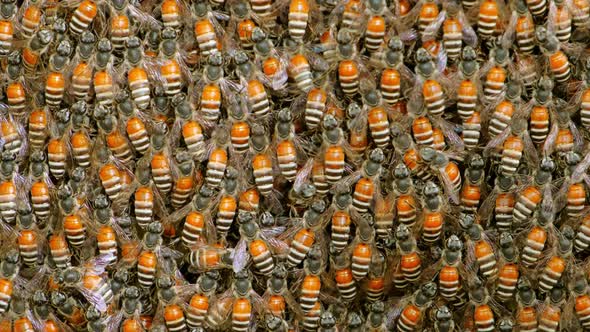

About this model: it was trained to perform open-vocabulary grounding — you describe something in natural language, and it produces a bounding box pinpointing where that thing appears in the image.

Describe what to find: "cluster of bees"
[2,0,590,330]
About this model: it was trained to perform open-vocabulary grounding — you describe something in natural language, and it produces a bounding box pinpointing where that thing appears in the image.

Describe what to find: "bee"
[515,277,538,332]
[171,152,196,209]
[194,52,237,125]
[538,280,568,331]
[418,181,445,245]
[50,292,87,329]
[512,1,535,55]
[23,30,54,74]
[414,48,446,117]
[226,270,265,332]
[187,245,233,272]
[419,148,461,204]
[326,187,355,252]
[214,167,239,239]
[333,253,359,302]
[125,37,152,110]
[512,157,555,227]
[287,50,316,95]
[477,0,499,41]
[393,224,422,287]
[575,213,590,253]
[284,200,326,267]
[391,163,418,230]
[495,233,519,303]
[379,36,414,106]
[423,2,477,62]
[364,0,392,54]
[536,27,571,84]
[456,46,480,122]
[366,251,386,303]
[230,1,256,50]
[486,79,521,139]
[460,214,498,280]
[55,264,114,313]
[485,119,536,177]
[433,305,455,332]
[159,28,190,95]
[570,272,590,329]
[70,31,95,101]
[0,251,19,314]
[173,94,206,160]
[416,0,440,38]
[274,109,303,182]
[365,301,387,331]
[186,271,220,328]
[193,3,222,57]
[69,0,98,35]
[431,235,465,302]
[288,0,311,43]
[548,0,572,42]
[467,278,498,332]
[572,0,590,29]
[93,39,115,107]
[482,44,510,104]
[0,0,16,56]
[232,212,283,276]
[45,40,72,109]
[252,28,288,93]
[5,52,27,117]
[337,29,363,96]
[263,264,303,318]
[297,247,324,313]
[537,226,574,293]
[319,310,337,332]
[461,154,485,214]
[390,282,437,331]
[350,222,375,280]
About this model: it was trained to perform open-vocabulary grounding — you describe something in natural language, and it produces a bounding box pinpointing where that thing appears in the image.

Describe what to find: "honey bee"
[387,282,437,331]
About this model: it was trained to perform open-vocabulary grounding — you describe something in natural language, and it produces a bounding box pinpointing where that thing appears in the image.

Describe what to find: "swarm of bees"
[3,0,590,330]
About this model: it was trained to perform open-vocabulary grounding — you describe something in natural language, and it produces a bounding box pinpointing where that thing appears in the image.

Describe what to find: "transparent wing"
[232,238,250,272]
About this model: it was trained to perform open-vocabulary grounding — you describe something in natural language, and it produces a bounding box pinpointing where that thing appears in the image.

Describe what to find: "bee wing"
[144,57,168,89]
[477,188,499,224]
[459,11,478,47]
[547,0,558,36]
[419,257,441,282]
[399,0,422,31]
[261,226,287,239]
[542,122,559,157]
[293,158,314,193]
[232,238,250,272]
[521,131,539,166]
[463,240,478,275]
[540,183,556,216]
[500,10,518,49]
[570,120,585,153]
[283,290,305,318]
[436,47,448,75]
[127,3,162,29]
[431,116,464,152]
[572,150,590,182]
[264,234,290,256]
[384,296,406,329]
[78,284,108,313]
[422,10,446,42]
[483,125,510,157]
[27,308,45,332]
[105,310,124,332]
[437,168,460,205]
[168,201,192,223]
[85,253,114,275]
